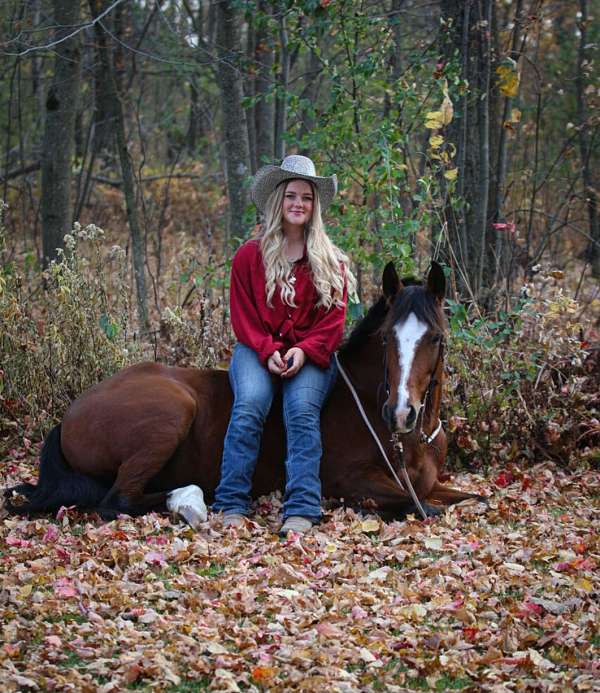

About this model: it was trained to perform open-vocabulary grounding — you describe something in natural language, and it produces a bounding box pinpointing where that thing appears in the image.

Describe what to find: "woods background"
[0,0,598,468]
[0,3,599,691]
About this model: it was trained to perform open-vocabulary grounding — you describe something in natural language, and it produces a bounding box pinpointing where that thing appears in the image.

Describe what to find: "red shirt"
[230,240,347,368]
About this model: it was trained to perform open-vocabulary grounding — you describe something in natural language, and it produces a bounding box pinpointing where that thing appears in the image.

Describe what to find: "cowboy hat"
[250,155,337,214]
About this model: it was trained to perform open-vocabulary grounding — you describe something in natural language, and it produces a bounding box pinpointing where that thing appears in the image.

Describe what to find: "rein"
[334,353,432,521]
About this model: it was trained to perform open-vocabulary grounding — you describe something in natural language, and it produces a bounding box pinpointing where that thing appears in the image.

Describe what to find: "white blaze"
[393,313,428,414]
[167,484,207,529]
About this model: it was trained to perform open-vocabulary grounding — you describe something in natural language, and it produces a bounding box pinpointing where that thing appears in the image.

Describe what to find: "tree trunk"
[254,0,275,167]
[576,0,600,278]
[274,3,289,160]
[186,81,200,154]
[298,46,322,153]
[440,0,498,306]
[92,47,116,158]
[90,0,149,330]
[245,13,258,173]
[41,0,82,267]
[491,0,524,288]
[475,0,492,301]
[215,0,252,241]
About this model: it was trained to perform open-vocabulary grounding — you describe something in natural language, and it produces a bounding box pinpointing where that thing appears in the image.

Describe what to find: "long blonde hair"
[259,180,355,310]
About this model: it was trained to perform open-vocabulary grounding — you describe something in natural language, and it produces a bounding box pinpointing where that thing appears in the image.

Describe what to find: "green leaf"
[99,314,119,341]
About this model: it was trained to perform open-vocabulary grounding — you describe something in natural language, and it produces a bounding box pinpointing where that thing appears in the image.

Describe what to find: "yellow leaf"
[575,577,593,592]
[496,58,520,98]
[425,110,444,129]
[444,168,458,181]
[429,134,444,149]
[360,519,380,533]
[398,604,427,620]
[440,94,453,125]
[510,107,522,123]
[19,584,32,598]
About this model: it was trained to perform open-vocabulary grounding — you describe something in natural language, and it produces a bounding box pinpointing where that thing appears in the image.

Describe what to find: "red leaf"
[462,627,479,642]
[494,471,514,488]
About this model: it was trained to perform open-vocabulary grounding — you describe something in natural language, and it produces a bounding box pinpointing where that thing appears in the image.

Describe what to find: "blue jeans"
[213,343,337,522]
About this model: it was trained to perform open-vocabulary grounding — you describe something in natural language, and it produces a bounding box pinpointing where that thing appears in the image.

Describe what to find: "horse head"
[380,262,447,434]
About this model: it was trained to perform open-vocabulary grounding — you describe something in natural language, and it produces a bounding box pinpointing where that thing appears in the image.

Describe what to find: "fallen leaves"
[0,460,598,692]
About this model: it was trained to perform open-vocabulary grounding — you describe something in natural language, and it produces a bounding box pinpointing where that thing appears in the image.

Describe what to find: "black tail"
[4,424,109,515]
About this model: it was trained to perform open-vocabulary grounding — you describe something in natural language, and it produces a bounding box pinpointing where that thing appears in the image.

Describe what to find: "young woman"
[213,155,354,535]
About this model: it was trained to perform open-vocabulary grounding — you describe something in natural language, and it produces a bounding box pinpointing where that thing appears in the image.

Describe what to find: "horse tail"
[5,424,109,515]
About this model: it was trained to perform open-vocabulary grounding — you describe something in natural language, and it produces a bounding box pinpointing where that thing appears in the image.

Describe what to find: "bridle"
[335,330,445,521]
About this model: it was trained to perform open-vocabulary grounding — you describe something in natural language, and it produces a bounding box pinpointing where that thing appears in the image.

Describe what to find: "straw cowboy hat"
[250,155,337,214]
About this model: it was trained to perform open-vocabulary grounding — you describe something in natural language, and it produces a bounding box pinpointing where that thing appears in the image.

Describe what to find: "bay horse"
[4,262,482,525]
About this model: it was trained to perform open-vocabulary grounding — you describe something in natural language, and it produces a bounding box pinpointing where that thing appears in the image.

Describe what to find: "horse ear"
[427,261,446,300]
[382,262,402,301]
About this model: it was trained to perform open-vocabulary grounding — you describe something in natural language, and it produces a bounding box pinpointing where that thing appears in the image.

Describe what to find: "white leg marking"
[393,313,428,416]
[167,485,207,529]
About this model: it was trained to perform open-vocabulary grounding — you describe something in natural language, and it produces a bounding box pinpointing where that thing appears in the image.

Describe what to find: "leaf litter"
[0,455,598,692]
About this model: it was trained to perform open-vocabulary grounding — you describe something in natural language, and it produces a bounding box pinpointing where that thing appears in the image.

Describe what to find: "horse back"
[61,362,208,478]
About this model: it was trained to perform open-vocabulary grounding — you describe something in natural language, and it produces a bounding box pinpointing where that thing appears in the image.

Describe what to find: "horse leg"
[342,473,484,521]
[98,401,199,520]
[425,480,487,506]
[346,473,424,519]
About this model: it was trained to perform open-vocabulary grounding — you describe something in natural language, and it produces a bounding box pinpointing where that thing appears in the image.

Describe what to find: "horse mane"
[339,278,446,356]
[339,295,389,356]
[384,284,447,336]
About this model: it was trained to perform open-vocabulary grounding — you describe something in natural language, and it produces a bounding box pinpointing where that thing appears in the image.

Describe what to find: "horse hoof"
[167,485,207,529]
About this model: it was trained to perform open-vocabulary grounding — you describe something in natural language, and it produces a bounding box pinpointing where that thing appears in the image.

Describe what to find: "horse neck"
[339,332,384,392]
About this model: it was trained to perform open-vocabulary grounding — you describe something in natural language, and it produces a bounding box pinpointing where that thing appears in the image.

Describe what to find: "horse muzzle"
[382,402,395,431]
[393,403,418,433]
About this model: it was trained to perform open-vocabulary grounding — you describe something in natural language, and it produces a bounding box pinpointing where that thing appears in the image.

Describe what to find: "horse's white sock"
[167,485,208,529]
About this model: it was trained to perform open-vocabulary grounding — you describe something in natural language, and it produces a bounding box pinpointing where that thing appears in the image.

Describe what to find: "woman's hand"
[267,350,286,375]
[281,347,306,378]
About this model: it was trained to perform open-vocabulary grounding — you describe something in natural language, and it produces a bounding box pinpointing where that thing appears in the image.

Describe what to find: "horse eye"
[430,334,442,344]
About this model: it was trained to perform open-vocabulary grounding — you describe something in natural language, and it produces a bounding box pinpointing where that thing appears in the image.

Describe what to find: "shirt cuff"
[296,341,331,369]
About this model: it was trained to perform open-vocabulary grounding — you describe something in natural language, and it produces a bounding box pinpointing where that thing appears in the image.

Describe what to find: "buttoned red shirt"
[229,240,347,368]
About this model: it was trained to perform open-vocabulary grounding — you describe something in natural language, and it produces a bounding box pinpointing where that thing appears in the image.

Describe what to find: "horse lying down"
[4,262,484,527]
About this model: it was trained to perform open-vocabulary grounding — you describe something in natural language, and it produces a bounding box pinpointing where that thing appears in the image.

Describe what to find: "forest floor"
[0,451,598,693]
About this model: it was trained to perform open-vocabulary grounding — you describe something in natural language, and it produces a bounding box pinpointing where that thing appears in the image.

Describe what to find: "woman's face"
[281,179,314,230]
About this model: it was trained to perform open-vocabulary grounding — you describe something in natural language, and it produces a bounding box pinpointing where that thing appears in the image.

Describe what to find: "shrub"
[444,276,599,470]
[0,210,142,440]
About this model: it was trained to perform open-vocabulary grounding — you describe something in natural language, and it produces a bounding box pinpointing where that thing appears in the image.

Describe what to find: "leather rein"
[334,337,445,521]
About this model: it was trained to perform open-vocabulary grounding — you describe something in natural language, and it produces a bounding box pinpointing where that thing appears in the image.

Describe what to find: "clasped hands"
[267,347,306,378]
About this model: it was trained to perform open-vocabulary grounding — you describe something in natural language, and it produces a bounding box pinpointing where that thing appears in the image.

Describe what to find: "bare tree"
[576,0,600,278]
[41,0,82,267]
[254,0,275,167]
[89,0,149,330]
[215,0,251,241]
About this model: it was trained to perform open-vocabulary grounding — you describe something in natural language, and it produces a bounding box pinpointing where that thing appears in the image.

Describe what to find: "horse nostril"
[406,405,416,428]
[382,403,395,431]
